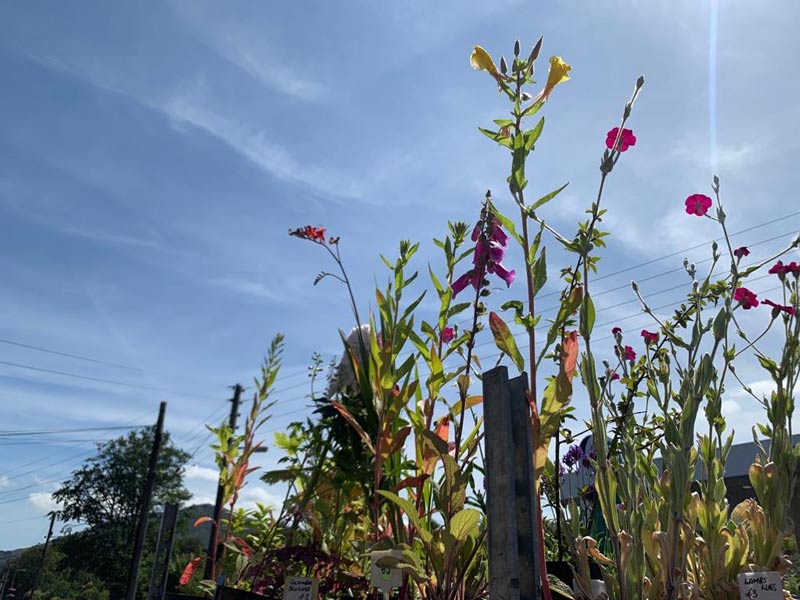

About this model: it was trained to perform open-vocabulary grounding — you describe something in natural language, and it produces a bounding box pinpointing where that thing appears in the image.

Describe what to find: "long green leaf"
[488,312,525,373]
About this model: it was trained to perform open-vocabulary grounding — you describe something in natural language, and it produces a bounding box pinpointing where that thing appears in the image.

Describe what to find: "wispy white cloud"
[29,491,61,513]
[0,476,9,488]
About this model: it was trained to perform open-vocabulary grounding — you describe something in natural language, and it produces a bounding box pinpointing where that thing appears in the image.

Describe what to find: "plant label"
[370,550,403,592]
[283,576,318,600]
[738,571,783,600]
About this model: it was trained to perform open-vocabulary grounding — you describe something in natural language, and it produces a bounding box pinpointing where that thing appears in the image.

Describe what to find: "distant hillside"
[0,549,23,568]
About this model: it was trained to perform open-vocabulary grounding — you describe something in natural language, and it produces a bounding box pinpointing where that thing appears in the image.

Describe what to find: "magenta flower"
[762,299,796,317]
[441,327,455,344]
[611,372,620,381]
[769,261,785,275]
[685,194,713,217]
[451,214,515,297]
[605,127,637,152]
[611,326,622,336]
[733,287,759,309]
[623,345,636,361]
[640,329,658,344]
[733,246,750,259]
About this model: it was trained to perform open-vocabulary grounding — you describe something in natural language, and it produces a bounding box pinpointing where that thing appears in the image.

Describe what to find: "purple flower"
[441,326,455,343]
[563,444,585,470]
[451,213,515,296]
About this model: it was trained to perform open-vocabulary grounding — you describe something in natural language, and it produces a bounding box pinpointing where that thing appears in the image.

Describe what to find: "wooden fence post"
[483,366,542,600]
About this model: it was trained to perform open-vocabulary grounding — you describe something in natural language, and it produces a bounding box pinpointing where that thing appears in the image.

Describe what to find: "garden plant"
[179,34,800,600]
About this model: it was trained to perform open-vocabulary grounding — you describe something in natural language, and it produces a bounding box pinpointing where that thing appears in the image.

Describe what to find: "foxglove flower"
[451,213,515,297]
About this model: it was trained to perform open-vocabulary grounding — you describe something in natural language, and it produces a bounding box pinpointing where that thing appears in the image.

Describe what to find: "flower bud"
[529,36,543,63]
[500,55,508,74]
[636,75,645,89]
[514,39,521,57]
[631,280,639,293]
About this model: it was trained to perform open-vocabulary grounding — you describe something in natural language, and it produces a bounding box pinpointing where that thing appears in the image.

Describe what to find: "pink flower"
[605,127,637,152]
[685,194,713,217]
[450,272,475,295]
[640,329,658,344]
[451,214,515,297]
[762,299,796,317]
[786,261,800,276]
[733,287,759,309]
[441,327,455,344]
[488,261,516,287]
[611,327,622,336]
[623,345,636,361]
[769,261,785,275]
[733,246,750,259]
[611,372,620,381]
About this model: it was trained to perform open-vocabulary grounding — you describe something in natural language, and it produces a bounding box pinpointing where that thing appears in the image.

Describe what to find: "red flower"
[733,287,759,309]
[623,345,636,361]
[685,194,713,217]
[733,246,750,259]
[762,299,796,317]
[640,329,658,344]
[289,225,327,243]
[611,326,622,336]
[787,261,800,275]
[611,372,620,381]
[606,127,637,152]
[441,327,455,344]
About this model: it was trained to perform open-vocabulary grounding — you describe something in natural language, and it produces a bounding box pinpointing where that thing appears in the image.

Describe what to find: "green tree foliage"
[51,427,191,598]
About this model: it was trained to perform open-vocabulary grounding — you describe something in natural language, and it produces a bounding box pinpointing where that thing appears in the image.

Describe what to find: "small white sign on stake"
[282,576,319,600]
[738,571,783,600]
[370,550,403,598]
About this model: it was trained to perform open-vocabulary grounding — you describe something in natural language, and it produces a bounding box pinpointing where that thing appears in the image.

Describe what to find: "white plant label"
[738,571,783,600]
[283,576,319,600]
[370,549,403,592]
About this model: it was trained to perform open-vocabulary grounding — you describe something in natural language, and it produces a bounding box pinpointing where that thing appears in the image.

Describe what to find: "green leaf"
[377,490,431,543]
[528,182,569,213]
[531,247,547,296]
[579,293,596,338]
[448,508,481,542]
[488,311,525,373]
[478,127,512,148]
[523,117,545,151]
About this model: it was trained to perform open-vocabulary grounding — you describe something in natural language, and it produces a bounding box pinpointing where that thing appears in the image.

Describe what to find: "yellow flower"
[545,56,571,89]
[470,45,499,78]
[533,55,572,104]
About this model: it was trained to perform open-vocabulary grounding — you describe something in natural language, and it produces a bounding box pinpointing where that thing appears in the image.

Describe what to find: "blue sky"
[1,0,799,549]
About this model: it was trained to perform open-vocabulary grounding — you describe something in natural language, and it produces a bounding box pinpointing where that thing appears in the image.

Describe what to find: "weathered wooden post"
[483,366,542,600]
[148,503,179,600]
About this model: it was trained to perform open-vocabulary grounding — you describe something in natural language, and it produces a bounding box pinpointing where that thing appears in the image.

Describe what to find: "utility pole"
[28,512,56,599]
[125,401,167,600]
[204,384,243,581]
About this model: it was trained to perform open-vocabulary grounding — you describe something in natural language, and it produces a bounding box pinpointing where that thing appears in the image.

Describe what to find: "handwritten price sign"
[283,576,319,600]
[738,572,782,600]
